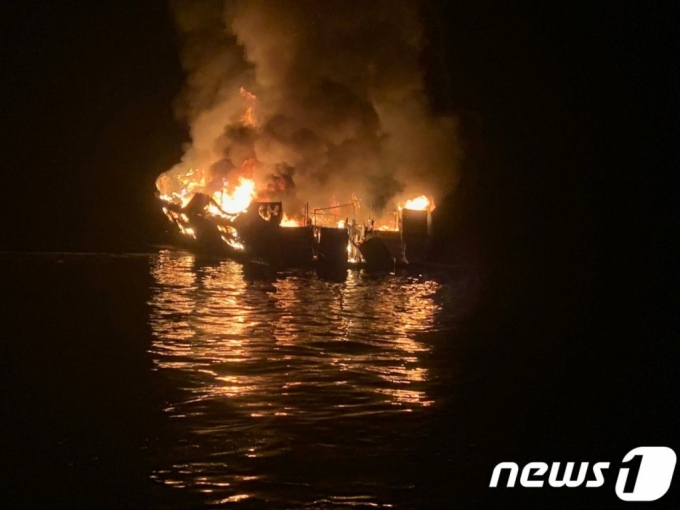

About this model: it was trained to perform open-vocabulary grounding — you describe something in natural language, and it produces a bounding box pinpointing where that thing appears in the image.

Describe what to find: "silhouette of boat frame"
[159,193,430,271]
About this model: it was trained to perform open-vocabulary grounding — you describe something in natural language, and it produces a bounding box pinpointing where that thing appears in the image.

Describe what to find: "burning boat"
[155,81,439,270]
[157,170,434,271]
[153,0,461,272]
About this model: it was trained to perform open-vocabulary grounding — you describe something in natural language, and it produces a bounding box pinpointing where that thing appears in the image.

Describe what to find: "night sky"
[1,1,678,506]
[2,1,184,251]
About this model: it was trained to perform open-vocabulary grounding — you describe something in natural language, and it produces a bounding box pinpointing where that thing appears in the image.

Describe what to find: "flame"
[281,214,303,227]
[157,134,438,252]
[239,86,256,102]
[221,236,245,251]
[209,177,257,215]
[157,168,211,208]
[242,107,255,127]
[400,195,433,211]
[240,87,256,127]
[158,164,256,221]
[155,86,257,238]
[161,207,197,238]
[178,224,196,239]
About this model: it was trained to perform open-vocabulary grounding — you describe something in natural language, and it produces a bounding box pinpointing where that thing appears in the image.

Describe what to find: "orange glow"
[221,236,245,251]
[157,165,257,220]
[155,88,260,219]
[146,247,448,495]
[209,177,257,215]
[239,86,256,102]
[242,107,255,127]
[280,214,303,227]
[176,223,196,238]
[156,167,209,208]
[162,207,197,238]
[240,87,256,127]
[239,157,257,178]
[400,195,433,211]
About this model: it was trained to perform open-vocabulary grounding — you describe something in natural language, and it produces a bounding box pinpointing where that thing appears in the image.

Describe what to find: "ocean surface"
[1,251,483,509]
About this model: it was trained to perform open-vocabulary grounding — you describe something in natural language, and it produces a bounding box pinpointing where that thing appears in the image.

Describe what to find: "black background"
[1,0,678,508]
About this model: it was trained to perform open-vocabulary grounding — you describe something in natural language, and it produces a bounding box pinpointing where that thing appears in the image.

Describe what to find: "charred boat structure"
[158,192,433,271]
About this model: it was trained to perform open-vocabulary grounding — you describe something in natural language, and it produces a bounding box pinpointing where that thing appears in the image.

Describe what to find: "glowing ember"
[400,195,433,211]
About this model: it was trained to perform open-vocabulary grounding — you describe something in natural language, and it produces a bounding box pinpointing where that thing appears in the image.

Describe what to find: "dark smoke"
[168,0,460,215]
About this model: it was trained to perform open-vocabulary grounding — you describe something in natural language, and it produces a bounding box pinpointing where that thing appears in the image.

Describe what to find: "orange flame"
[240,87,256,127]
[156,86,260,224]
[400,195,433,211]
[280,214,303,227]
[242,107,255,127]
[157,163,257,219]
[209,177,257,215]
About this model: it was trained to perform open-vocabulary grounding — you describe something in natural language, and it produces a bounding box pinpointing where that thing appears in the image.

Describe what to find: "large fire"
[156,169,257,217]
[156,88,261,221]
[208,177,257,216]
[155,86,435,245]
[157,168,433,233]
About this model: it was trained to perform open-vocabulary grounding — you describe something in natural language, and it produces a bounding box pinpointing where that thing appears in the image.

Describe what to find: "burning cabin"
[158,176,434,270]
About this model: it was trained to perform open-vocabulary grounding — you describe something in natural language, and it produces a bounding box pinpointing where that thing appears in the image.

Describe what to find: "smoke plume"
[168,0,460,215]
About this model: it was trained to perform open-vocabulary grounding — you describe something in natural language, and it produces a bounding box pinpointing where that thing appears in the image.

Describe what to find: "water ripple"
[148,250,463,507]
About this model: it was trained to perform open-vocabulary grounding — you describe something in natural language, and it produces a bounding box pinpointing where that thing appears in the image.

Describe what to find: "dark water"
[4,251,677,509]
[1,251,482,509]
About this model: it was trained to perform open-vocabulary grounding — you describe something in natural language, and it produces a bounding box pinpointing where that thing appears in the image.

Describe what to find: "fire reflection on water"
[148,250,449,505]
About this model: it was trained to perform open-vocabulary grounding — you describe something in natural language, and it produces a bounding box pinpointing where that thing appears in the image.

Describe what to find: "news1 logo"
[490,447,676,501]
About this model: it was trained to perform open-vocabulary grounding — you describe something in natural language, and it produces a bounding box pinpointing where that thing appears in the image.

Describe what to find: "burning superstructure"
[156,164,434,269]
[156,1,457,267]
